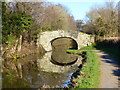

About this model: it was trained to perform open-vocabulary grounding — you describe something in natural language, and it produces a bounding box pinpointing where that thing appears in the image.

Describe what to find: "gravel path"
[92,50,120,88]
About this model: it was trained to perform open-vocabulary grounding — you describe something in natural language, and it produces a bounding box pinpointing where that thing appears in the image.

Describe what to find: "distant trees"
[14,2,77,31]
[83,1,118,37]
[76,20,84,31]
[2,1,78,46]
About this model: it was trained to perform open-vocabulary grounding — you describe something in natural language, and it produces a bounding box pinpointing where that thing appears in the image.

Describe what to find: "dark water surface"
[3,38,80,88]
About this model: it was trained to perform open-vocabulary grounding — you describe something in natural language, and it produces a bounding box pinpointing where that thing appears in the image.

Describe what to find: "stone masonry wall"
[37,30,94,51]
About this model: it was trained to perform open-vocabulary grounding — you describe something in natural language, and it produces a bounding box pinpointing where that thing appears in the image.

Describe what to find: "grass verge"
[66,46,96,53]
[80,45,120,65]
[76,50,100,88]
[67,44,119,88]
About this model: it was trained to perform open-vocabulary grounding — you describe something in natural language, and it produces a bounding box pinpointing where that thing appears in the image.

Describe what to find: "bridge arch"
[50,37,78,50]
[37,30,94,52]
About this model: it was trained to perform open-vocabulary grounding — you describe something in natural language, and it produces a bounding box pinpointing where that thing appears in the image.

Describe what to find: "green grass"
[67,44,119,88]
[74,49,100,88]
[66,46,96,53]
[80,46,97,50]
[79,45,120,64]
[67,44,120,88]
[66,49,88,53]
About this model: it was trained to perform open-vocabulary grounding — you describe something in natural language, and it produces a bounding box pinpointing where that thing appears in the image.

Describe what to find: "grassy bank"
[78,43,120,64]
[67,42,119,88]
[67,46,100,88]
[66,46,96,53]
[75,50,100,88]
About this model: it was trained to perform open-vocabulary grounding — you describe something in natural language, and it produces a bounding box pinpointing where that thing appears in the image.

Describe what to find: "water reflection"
[51,37,78,65]
[37,52,82,73]
[3,37,82,88]
[60,73,73,87]
[3,51,82,88]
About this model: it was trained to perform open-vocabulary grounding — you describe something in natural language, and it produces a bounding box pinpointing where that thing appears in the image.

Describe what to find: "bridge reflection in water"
[51,37,78,65]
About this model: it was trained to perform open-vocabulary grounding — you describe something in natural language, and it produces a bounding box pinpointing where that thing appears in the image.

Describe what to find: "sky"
[6,0,120,20]
[48,0,120,20]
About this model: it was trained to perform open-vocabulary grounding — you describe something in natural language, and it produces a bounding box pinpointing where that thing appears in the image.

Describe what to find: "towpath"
[92,50,120,88]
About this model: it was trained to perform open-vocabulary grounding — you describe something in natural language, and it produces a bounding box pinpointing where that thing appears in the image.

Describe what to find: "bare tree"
[84,1,118,37]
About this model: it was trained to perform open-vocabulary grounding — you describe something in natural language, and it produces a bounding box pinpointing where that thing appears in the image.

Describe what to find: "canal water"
[2,37,82,88]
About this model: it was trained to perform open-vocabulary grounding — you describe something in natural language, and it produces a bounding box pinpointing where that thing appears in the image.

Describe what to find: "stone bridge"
[37,30,94,51]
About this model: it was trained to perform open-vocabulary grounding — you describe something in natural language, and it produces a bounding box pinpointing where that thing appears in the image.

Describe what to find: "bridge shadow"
[100,54,120,87]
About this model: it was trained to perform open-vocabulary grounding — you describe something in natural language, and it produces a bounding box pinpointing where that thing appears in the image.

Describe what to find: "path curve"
[92,50,120,88]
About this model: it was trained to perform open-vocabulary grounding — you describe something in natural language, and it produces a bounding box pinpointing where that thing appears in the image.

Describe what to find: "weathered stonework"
[37,30,94,51]
[37,52,82,73]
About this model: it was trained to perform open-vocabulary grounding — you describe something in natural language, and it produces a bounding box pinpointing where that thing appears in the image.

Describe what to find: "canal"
[3,37,82,88]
